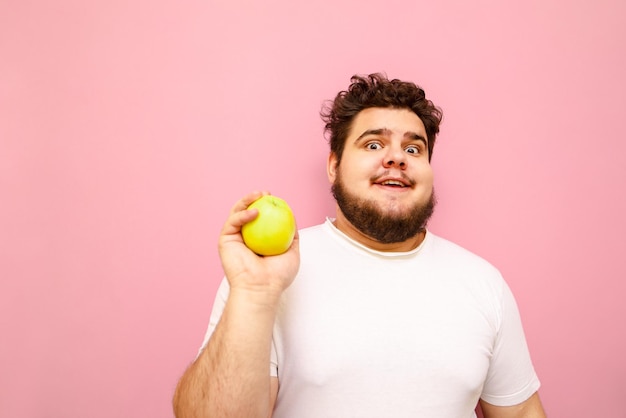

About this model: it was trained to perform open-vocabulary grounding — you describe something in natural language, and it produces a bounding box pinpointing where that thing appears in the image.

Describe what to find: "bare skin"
[327,108,433,252]
[480,392,547,418]
[173,108,547,418]
[172,191,298,418]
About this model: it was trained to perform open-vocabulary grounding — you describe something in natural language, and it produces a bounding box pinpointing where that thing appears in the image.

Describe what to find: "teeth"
[382,180,404,187]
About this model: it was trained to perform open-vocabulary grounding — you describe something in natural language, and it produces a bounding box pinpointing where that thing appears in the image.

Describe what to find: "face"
[328,107,436,246]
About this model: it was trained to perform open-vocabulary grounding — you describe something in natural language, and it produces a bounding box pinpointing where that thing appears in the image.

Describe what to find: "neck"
[332,210,426,252]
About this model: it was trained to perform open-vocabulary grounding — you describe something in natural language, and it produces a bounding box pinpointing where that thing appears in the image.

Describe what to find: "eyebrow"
[405,132,428,145]
[354,128,428,145]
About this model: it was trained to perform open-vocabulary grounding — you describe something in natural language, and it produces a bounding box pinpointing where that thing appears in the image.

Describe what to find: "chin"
[333,178,437,243]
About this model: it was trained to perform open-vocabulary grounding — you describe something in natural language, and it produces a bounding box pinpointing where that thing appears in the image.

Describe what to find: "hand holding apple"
[218,191,300,297]
[241,195,296,256]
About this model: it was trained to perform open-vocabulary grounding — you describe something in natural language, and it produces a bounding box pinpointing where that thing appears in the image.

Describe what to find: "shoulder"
[294,222,335,256]
[425,231,504,282]
[297,221,340,247]
[297,222,330,245]
[426,232,494,263]
[298,222,327,237]
[425,233,512,326]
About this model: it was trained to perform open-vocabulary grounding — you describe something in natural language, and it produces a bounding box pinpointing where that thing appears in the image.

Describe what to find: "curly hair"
[321,73,443,163]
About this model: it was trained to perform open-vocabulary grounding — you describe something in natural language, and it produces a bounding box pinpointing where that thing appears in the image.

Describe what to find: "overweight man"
[173,73,546,418]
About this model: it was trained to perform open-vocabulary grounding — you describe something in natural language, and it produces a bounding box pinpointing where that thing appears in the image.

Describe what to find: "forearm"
[173,289,280,418]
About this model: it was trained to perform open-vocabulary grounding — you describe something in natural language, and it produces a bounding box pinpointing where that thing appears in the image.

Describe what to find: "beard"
[331,173,437,244]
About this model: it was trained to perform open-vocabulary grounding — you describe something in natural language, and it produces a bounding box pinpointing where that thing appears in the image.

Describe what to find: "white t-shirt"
[202,220,540,417]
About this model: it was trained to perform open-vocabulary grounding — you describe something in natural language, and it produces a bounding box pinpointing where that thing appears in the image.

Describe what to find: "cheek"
[419,165,434,186]
[342,156,375,178]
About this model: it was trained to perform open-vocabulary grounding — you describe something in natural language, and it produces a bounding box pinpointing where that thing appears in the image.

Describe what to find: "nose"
[382,145,407,169]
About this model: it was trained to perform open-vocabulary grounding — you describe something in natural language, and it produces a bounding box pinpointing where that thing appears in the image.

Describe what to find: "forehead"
[349,107,426,138]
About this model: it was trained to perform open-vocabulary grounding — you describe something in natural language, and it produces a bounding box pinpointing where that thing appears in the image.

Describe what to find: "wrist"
[229,285,283,309]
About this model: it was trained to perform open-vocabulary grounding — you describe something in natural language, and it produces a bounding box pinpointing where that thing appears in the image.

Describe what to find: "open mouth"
[378,180,408,188]
[372,175,414,189]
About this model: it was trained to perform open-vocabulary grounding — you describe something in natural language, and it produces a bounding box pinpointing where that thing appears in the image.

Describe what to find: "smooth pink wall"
[1,1,625,417]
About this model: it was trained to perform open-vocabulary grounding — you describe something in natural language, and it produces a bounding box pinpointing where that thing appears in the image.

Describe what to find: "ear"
[327,152,339,183]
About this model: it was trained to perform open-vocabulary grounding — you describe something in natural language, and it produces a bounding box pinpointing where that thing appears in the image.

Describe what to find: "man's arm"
[172,289,280,417]
[480,392,546,418]
[172,192,299,418]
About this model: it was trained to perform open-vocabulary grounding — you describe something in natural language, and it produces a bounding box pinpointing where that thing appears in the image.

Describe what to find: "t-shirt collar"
[323,217,429,258]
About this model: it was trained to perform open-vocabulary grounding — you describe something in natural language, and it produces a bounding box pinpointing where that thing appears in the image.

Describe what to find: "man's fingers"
[229,191,269,215]
[221,191,271,237]
[233,207,259,228]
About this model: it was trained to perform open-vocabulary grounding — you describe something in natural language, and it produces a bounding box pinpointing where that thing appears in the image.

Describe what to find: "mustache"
[370,171,416,187]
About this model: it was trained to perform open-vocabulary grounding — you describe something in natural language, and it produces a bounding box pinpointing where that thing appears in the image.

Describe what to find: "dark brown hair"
[321,73,443,163]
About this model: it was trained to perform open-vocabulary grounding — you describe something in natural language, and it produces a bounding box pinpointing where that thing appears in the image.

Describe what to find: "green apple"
[241,195,296,256]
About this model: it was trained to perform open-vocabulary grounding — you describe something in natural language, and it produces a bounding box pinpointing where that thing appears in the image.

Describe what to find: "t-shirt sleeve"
[480,280,541,406]
[197,278,230,356]
[197,278,279,377]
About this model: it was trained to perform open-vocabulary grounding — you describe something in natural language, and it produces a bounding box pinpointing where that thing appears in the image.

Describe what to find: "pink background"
[1,0,625,417]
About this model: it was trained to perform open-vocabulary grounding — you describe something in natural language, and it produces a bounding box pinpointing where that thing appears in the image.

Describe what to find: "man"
[173,73,546,417]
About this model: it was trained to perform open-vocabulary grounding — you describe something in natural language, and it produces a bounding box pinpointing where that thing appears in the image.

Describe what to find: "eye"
[405,145,421,154]
[366,142,382,150]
